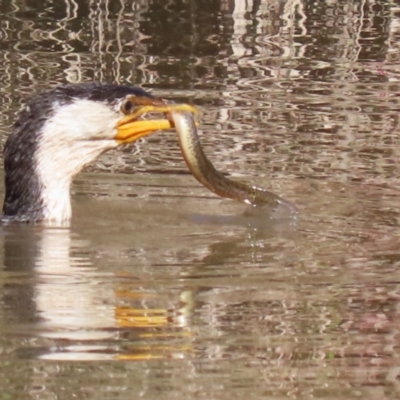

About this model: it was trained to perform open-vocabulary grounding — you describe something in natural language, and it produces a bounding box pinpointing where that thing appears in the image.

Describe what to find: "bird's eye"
[121,100,134,114]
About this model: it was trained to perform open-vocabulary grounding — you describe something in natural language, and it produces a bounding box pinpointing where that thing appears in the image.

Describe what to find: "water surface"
[1,1,400,399]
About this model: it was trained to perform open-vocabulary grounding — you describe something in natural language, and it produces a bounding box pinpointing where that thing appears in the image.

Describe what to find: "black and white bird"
[2,83,194,225]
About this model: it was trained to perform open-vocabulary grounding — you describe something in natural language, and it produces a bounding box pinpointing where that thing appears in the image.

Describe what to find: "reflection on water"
[34,227,117,346]
[1,0,400,399]
[3,221,195,361]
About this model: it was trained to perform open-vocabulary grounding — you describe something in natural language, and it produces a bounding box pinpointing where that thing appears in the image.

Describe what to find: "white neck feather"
[35,99,120,225]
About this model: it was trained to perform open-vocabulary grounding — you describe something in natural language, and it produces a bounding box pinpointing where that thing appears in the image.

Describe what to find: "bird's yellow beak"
[115,100,198,144]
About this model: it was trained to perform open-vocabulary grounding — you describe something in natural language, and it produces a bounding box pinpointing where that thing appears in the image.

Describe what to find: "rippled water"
[1,0,400,399]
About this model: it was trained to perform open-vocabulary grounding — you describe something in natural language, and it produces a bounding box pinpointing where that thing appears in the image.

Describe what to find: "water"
[1,0,400,399]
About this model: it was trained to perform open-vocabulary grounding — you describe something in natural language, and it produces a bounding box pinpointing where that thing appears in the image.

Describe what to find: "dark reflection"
[2,226,38,324]
[140,0,229,56]
[358,1,390,62]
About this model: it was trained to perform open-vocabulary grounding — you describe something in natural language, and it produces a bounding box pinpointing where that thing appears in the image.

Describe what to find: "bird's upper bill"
[114,96,197,144]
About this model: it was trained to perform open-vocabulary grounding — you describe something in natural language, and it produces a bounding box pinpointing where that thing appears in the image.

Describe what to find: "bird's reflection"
[34,227,116,342]
[2,225,193,361]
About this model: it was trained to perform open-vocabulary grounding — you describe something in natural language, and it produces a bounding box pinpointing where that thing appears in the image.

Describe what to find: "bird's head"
[3,83,196,224]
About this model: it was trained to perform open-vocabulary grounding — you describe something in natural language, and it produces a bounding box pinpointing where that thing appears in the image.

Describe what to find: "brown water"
[1,0,400,399]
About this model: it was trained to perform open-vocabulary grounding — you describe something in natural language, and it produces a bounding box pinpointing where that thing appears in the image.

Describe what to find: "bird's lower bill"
[115,103,197,144]
[115,119,172,144]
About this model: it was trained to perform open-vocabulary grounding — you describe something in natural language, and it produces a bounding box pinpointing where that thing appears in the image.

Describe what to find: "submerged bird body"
[3,83,193,225]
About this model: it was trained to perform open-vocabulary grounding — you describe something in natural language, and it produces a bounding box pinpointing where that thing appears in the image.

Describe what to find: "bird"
[2,83,195,225]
